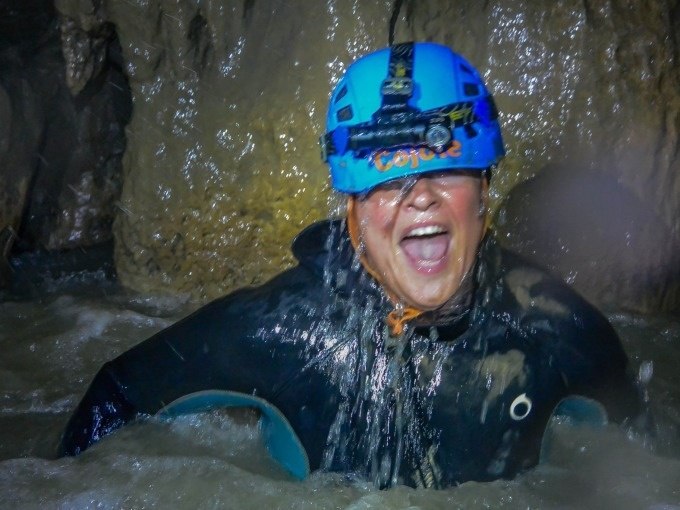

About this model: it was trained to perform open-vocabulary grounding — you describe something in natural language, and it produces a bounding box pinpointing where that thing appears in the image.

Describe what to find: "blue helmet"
[320,42,505,194]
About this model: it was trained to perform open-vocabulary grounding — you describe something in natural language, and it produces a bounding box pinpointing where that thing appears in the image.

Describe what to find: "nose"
[404,176,438,211]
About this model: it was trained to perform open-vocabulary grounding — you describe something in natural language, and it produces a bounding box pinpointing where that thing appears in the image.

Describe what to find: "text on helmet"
[372,142,462,172]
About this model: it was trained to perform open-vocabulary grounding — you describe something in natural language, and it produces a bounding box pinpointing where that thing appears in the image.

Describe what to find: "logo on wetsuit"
[373,141,463,172]
[510,393,532,421]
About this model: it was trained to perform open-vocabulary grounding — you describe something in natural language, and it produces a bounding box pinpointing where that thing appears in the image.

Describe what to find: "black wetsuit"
[59,220,639,488]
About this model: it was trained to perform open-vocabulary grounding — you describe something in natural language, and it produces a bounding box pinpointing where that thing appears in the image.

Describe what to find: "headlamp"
[319,100,488,162]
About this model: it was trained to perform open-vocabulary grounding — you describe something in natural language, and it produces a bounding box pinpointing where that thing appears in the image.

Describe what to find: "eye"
[425,170,480,186]
[377,180,406,192]
[372,177,416,194]
[425,172,464,185]
[357,181,401,202]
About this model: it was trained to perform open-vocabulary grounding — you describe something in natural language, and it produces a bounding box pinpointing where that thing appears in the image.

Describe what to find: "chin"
[402,286,453,311]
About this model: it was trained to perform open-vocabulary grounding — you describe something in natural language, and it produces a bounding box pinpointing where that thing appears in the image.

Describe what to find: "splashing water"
[0,285,680,508]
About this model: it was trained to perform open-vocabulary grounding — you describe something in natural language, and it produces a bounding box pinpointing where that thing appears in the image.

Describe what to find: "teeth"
[407,225,446,237]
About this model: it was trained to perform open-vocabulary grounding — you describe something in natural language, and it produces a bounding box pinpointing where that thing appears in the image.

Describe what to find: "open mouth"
[400,225,450,270]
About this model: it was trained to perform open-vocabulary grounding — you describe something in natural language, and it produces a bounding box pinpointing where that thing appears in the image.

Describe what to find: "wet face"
[355,171,488,311]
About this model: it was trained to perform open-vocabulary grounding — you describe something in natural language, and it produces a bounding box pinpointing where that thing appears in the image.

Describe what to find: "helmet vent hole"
[464,83,479,96]
[464,124,477,138]
[334,85,348,103]
[459,63,474,75]
[336,105,353,122]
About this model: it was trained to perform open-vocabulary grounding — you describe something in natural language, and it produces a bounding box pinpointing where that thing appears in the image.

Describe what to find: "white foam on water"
[0,293,185,416]
[0,294,679,508]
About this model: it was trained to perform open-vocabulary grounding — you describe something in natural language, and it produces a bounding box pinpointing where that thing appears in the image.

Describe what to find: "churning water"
[1,285,679,509]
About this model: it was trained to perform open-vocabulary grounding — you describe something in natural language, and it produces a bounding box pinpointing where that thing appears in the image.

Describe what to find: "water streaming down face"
[311,203,479,488]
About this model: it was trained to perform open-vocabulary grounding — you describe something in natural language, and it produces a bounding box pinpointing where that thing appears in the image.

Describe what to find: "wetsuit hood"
[291,219,352,279]
[291,219,383,300]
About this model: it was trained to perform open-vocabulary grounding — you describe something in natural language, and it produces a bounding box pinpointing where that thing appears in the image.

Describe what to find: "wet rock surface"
[0,0,129,285]
[0,0,53,263]
[4,1,680,312]
[55,0,394,299]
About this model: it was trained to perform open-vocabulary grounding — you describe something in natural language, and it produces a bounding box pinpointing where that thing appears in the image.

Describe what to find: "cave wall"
[56,0,398,299]
[0,1,55,259]
[0,0,130,292]
[52,0,680,312]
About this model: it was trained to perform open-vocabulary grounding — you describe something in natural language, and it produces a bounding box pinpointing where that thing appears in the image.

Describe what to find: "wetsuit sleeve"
[58,284,309,457]
[59,359,139,455]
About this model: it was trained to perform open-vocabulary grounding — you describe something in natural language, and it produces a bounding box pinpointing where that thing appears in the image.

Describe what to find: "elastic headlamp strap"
[379,42,415,113]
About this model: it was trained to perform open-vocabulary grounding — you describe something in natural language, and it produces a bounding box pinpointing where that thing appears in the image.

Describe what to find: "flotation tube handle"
[157,390,310,481]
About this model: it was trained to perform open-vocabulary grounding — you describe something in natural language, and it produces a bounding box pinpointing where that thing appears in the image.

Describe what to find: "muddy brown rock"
[0,0,129,264]
[51,0,680,311]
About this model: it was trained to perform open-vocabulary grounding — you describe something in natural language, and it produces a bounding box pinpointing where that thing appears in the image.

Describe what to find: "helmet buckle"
[380,77,413,98]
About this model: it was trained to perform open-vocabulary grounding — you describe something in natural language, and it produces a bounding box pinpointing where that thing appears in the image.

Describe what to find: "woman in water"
[60,42,639,488]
